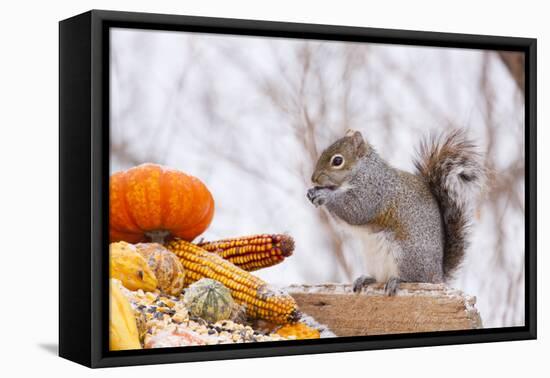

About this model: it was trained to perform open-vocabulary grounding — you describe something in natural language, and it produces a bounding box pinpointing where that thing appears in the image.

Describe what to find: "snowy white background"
[110,28,525,329]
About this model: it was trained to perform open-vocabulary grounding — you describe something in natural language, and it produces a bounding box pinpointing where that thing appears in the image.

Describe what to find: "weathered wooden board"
[286,283,482,337]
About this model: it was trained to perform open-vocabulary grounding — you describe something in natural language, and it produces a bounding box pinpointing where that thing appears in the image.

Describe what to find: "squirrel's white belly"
[348,225,400,282]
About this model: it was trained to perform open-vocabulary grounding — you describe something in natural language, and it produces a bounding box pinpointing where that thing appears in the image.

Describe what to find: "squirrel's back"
[414,129,486,280]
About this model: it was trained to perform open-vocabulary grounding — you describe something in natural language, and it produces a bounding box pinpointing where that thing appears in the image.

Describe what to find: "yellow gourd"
[109,279,142,350]
[110,242,158,292]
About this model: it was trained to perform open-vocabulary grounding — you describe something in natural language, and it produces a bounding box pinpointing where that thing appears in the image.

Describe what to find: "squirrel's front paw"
[307,187,331,207]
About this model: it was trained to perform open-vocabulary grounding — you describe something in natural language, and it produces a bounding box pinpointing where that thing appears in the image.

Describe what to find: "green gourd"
[184,278,234,323]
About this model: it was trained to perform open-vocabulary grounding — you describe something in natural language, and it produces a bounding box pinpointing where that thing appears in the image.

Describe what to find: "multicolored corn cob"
[165,239,299,324]
[196,234,294,271]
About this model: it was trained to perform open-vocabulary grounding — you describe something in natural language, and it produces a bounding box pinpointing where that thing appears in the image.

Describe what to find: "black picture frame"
[59,9,537,368]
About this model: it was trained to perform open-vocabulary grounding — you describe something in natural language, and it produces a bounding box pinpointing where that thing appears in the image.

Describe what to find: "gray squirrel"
[306,129,486,295]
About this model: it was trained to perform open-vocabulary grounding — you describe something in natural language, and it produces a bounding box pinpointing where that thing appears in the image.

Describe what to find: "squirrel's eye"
[331,155,344,168]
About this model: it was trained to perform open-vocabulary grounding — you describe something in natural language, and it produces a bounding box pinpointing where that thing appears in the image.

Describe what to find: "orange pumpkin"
[110,163,214,243]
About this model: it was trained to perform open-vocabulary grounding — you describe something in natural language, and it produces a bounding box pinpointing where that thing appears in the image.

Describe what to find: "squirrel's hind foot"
[384,277,402,296]
[352,275,376,293]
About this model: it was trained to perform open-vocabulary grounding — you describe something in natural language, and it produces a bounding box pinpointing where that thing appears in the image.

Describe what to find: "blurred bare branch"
[498,51,525,93]
[479,51,525,325]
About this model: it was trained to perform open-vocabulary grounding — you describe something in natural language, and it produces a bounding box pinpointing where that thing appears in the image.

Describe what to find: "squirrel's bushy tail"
[414,129,486,280]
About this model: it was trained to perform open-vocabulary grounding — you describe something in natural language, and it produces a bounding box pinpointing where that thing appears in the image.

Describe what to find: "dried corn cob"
[166,239,299,324]
[196,234,294,271]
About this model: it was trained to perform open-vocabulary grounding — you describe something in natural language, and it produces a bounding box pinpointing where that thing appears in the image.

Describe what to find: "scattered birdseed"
[118,285,332,348]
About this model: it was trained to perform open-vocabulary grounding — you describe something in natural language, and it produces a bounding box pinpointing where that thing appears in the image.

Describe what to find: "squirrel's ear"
[345,129,363,141]
[345,129,357,137]
[347,130,367,156]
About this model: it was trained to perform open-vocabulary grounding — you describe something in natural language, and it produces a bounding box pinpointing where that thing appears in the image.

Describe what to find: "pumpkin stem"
[145,230,171,244]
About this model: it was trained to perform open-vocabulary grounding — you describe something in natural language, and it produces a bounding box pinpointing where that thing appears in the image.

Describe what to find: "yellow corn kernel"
[166,239,299,324]
[197,234,294,271]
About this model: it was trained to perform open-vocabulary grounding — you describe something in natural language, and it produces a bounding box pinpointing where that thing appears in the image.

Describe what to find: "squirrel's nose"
[311,171,320,184]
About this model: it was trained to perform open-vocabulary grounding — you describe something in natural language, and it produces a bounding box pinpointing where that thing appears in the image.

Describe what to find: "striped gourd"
[184,278,234,323]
